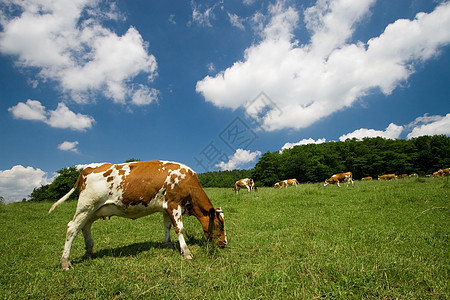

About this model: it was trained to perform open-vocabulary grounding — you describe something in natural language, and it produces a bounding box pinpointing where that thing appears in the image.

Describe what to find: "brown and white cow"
[378,174,397,180]
[274,179,298,188]
[49,160,227,270]
[438,168,450,176]
[409,173,419,177]
[362,176,373,181]
[233,178,256,193]
[324,172,354,187]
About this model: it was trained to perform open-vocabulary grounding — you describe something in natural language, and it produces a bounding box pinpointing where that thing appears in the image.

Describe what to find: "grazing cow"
[324,172,354,187]
[433,171,441,177]
[48,161,227,270]
[409,173,419,177]
[274,179,298,188]
[397,174,408,179]
[233,178,256,194]
[378,174,397,180]
[362,176,372,181]
[438,168,450,176]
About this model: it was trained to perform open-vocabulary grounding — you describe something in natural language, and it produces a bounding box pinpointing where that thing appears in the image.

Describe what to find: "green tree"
[252,152,281,186]
[126,158,141,162]
[29,166,81,202]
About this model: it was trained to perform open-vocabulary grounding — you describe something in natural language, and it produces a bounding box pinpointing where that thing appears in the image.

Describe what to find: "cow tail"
[48,174,81,214]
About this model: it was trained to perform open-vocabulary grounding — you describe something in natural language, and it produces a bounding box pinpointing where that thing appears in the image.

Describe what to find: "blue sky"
[1,0,449,202]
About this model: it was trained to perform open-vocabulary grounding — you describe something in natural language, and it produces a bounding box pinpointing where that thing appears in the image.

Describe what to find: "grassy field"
[0,177,448,299]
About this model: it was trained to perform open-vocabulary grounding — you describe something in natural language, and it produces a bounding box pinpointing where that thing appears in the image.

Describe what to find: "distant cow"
[48,161,227,270]
[438,168,450,176]
[233,178,256,193]
[362,176,372,181]
[324,172,354,187]
[409,173,418,177]
[378,174,397,180]
[274,179,298,188]
[397,174,408,179]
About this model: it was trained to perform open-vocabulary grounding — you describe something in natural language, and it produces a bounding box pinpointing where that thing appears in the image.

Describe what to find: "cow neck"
[189,190,215,234]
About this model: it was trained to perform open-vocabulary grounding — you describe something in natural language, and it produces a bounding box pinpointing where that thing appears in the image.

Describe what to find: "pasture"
[1,177,448,299]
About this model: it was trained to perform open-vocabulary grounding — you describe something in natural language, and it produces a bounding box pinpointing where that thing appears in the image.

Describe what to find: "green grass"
[1,177,449,299]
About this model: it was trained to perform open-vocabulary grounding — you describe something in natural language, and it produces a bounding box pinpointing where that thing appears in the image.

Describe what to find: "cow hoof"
[181,250,193,260]
[61,261,73,271]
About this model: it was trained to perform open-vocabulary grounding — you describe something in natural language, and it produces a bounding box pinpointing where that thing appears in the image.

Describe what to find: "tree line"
[26,135,449,201]
[251,135,449,186]
[200,135,449,187]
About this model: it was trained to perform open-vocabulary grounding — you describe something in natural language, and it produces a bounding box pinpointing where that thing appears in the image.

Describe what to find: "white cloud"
[189,0,222,27]
[131,85,159,106]
[9,99,94,131]
[216,148,261,171]
[339,123,404,141]
[58,141,80,153]
[0,0,158,105]
[6,99,46,121]
[196,1,450,131]
[407,113,450,139]
[228,12,245,30]
[207,62,216,73]
[169,14,176,25]
[0,165,52,203]
[280,138,326,152]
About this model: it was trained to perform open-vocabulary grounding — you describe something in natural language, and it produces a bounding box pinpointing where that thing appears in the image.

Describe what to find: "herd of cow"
[48,160,449,270]
[233,168,450,193]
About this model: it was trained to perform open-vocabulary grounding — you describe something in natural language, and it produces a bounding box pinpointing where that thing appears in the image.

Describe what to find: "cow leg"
[337,182,341,187]
[82,217,98,257]
[61,211,91,270]
[166,204,192,259]
[163,212,172,245]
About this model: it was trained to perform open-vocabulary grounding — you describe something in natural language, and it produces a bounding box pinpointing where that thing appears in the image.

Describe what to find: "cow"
[48,160,227,270]
[274,179,298,188]
[324,172,354,187]
[438,168,450,176]
[397,174,408,179]
[233,178,256,194]
[409,173,419,177]
[362,176,372,181]
[378,174,397,180]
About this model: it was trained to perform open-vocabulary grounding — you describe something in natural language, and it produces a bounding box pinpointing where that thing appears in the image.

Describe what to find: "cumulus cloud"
[216,148,261,171]
[9,99,94,131]
[0,165,52,203]
[131,85,159,106]
[196,1,450,131]
[339,123,403,141]
[281,138,326,152]
[58,141,80,153]
[0,0,158,105]
[407,113,450,139]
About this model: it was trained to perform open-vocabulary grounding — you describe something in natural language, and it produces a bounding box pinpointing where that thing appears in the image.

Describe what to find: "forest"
[26,135,449,201]
[200,135,449,187]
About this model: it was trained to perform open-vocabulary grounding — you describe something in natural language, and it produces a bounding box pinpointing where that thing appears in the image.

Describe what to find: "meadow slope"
[0,177,448,299]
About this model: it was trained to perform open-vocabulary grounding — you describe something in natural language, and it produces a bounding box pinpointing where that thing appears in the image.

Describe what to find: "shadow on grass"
[73,233,208,264]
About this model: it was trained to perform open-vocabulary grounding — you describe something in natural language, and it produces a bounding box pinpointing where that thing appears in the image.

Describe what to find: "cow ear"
[207,208,215,240]
[209,208,216,219]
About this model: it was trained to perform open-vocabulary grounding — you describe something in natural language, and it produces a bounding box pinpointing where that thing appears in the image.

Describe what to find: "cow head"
[207,207,227,247]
